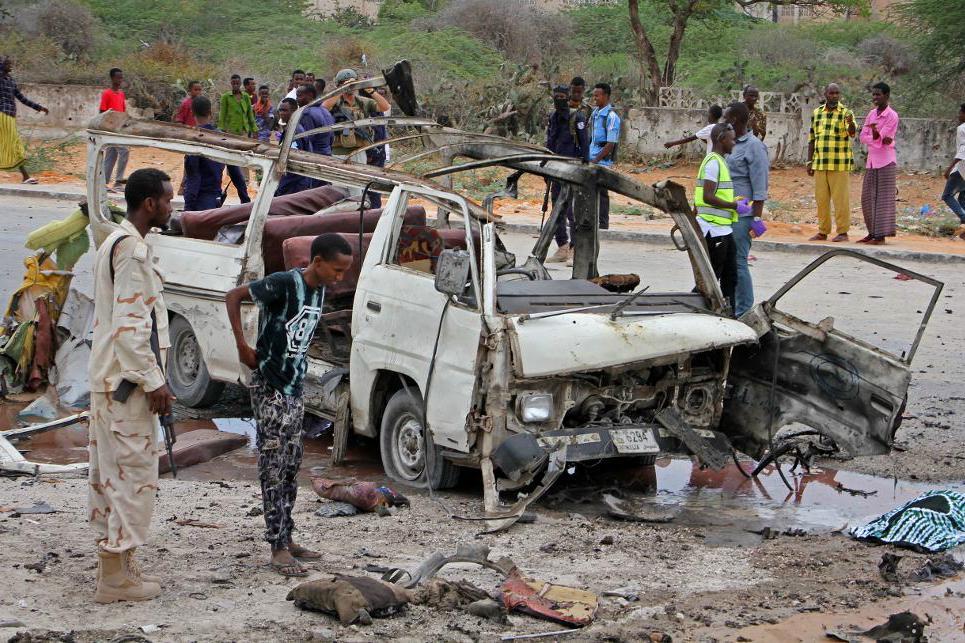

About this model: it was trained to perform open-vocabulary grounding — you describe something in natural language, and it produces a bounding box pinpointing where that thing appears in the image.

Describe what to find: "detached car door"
[721,250,943,459]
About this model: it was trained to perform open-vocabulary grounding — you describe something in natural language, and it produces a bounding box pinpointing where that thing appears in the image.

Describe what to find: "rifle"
[538,181,551,231]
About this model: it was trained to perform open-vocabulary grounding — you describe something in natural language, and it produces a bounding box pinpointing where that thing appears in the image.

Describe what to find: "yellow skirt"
[0,112,26,170]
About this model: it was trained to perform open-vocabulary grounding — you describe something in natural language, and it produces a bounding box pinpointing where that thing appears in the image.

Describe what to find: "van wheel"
[380,389,460,489]
[167,315,225,408]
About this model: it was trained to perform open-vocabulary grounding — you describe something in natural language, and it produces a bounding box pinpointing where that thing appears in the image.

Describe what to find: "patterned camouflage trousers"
[88,390,159,553]
[250,374,305,549]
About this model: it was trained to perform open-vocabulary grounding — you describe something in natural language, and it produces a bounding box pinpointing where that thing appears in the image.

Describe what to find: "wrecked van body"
[83,67,941,517]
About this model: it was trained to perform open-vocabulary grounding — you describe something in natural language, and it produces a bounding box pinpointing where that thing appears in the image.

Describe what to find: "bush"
[13,0,100,61]
[428,0,572,67]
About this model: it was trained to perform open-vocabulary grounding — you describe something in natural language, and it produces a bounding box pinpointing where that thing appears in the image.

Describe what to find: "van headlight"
[517,393,553,423]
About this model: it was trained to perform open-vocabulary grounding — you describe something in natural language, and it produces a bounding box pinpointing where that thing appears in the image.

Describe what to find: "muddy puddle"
[547,457,963,545]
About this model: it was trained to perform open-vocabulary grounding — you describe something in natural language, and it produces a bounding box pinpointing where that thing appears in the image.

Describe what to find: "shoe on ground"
[809,233,828,241]
[94,550,161,604]
[831,233,849,242]
[856,235,873,243]
[547,245,570,263]
[866,237,885,245]
[126,548,160,584]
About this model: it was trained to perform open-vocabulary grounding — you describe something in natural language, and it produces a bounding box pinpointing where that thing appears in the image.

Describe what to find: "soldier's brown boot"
[94,550,161,604]
[126,548,160,584]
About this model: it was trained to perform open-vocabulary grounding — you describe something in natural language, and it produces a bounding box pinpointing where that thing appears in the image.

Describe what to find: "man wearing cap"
[322,68,392,205]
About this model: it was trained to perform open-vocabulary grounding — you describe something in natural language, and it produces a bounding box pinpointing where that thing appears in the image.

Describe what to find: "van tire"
[379,389,460,490]
[167,315,225,408]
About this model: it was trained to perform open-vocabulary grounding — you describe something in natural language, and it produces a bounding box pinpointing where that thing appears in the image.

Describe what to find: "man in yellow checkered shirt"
[807,83,856,242]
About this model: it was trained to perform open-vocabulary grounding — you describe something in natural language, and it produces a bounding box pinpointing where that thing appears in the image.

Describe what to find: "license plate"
[610,428,659,454]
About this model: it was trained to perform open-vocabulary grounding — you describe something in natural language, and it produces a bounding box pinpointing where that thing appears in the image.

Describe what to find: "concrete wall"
[14,83,148,140]
[623,106,956,173]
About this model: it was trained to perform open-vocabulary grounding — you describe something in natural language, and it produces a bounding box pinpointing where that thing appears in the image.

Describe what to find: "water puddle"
[550,458,962,546]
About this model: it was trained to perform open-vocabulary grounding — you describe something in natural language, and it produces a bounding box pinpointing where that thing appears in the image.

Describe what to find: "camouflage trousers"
[88,390,159,553]
[250,374,305,549]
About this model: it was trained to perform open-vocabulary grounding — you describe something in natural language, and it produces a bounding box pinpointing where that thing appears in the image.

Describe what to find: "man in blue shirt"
[546,84,589,263]
[724,102,769,317]
[295,84,335,156]
[589,82,621,231]
[182,96,226,211]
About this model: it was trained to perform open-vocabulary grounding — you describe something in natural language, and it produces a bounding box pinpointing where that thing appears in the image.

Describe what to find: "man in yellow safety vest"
[693,123,752,312]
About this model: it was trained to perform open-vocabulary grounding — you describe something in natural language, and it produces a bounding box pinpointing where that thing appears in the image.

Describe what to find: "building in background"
[306,0,618,22]
[741,0,898,24]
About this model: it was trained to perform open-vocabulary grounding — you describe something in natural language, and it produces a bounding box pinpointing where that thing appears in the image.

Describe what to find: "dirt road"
[0,197,963,641]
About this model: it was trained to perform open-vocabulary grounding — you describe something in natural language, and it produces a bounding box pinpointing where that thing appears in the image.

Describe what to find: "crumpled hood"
[507,312,758,378]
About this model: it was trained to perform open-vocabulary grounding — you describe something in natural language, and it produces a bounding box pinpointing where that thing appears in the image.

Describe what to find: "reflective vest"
[694,152,737,226]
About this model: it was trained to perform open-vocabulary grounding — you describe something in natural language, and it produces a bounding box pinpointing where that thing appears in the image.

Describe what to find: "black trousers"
[705,232,737,312]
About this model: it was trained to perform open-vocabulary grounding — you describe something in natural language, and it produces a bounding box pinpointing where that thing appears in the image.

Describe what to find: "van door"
[721,250,943,459]
[351,187,483,453]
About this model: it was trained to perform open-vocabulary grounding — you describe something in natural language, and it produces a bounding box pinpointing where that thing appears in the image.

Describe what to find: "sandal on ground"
[270,561,309,577]
[22,178,38,185]
[289,544,322,560]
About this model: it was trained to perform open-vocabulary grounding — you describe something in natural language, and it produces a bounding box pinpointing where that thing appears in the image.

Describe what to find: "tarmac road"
[1,194,962,480]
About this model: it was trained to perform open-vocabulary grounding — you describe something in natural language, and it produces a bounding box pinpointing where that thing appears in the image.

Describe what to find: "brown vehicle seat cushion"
[180,185,349,240]
[263,206,426,275]
[281,224,471,300]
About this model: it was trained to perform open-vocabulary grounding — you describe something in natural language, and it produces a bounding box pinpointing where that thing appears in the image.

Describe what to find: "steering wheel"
[496,268,536,280]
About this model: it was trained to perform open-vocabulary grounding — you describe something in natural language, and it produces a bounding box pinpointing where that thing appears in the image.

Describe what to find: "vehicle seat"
[263,206,426,274]
[179,185,348,240]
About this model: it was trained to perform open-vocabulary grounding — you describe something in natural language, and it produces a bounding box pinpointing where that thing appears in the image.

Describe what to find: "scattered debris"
[413,578,491,609]
[590,273,640,293]
[878,552,902,582]
[910,554,963,582]
[602,586,640,602]
[749,526,809,539]
[311,478,409,515]
[500,568,599,627]
[0,620,26,628]
[10,501,57,515]
[314,501,360,518]
[467,598,508,623]
[138,625,165,635]
[602,493,676,523]
[851,490,965,552]
[175,519,222,529]
[500,628,582,641]
[287,575,414,625]
[834,482,877,498]
[826,611,927,643]
[391,543,516,589]
[159,429,248,475]
[246,506,263,517]
[24,551,59,573]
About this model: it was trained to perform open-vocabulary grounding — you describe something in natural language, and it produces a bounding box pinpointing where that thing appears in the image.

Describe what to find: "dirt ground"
[1,456,963,643]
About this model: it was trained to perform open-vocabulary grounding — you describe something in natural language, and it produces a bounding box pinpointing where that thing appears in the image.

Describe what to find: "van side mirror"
[435,249,471,297]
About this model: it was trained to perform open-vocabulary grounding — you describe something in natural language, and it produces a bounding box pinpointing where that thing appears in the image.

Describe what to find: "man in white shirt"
[664,104,722,156]
[942,102,965,238]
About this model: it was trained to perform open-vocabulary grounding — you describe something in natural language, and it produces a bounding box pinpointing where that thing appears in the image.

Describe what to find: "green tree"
[628,0,867,104]
[897,0,965,78]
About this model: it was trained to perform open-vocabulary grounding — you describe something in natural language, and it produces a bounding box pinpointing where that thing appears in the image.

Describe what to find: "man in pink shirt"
[858,82,899,244]
[174,81,203,127]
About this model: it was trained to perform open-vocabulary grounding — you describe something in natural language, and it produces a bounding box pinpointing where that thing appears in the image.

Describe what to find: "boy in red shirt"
[100,68,129,192]
[174,81,203,127]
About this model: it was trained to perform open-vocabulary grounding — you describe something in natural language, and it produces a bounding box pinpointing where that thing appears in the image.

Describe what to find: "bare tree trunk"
[663,0,698,87]
[628,0,664,106]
